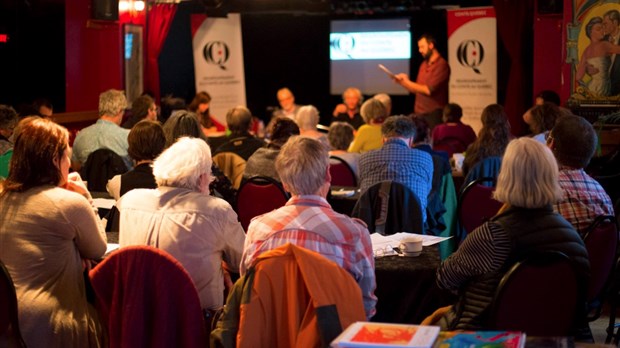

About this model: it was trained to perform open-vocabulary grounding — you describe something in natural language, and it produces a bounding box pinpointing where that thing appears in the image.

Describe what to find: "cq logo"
[331,34,355,57]
[457,40,484,74]
[203,41,229,70]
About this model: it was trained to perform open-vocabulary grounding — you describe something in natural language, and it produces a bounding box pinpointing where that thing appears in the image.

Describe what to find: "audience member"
[241,136,377,318]
[431,103,476,153]
[296,105,328,147]
[358,115,433,222]
[549,115,614,235]
[32,98,53,117]
[328,121,360,177]
[118,137,245,310]
[212,106,265,160]
[159,95,186,123]
[272,87,301,120]
[122,95,158,129]
[535,90,561,106]
[107,120,166,200]
[332,87,365,130]
[0,104,19,178]
[0,118,107,347]
[71,89,131,170]
[348,98,387,153]
[426,137,589,330]
[523,102,562,143]
[189,91,225,136]
[462,104,511,176]
[373,93,392,116]
[243,117,299,182]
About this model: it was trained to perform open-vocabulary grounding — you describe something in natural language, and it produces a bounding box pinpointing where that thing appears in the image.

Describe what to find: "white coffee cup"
[452,153,465,173]
[399,236,423,256]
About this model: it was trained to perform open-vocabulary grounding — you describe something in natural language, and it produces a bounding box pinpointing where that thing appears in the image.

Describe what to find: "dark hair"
[159,95,187,123]
[419,33,437,46]
[328,122,355,150]
[0,104,19,130]
[32,98,53,116]
[411,115,430,143]
[131,95,155,120]
[188,91,214,129]
[529,102,561,134]
[551,115,597,168]
[442,103,463,123]
[586,16,603,39]
[2,117,68,194]
[128,120,166,161]
[463,104,511,171]
[162,110,208,148]
[269,117,300,146]
[381,115,416,138]
[535,90,561,106]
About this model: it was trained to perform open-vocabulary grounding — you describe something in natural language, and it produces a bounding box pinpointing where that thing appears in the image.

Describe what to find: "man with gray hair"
[358,115,434,222]
[212,105,265,160]
[72,89,131,170]
[241,136,377,318]
[548,115,614,235]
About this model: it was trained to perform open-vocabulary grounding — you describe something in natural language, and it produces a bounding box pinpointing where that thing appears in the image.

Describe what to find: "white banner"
[192,13,246,126]
[447,7,497,134]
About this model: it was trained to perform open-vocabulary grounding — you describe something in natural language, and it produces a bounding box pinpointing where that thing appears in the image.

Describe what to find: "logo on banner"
[457,40,484,74]
[203,41,230,70]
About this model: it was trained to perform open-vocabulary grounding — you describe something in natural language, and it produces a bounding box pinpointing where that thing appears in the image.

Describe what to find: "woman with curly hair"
[462,104,512,176]
[522,102,562,143]
[188,91,225,136]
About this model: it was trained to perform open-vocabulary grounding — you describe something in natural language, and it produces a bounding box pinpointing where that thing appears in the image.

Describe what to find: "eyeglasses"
[545,132,554,144]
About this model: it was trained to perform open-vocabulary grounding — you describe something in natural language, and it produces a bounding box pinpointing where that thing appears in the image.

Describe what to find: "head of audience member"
[99,89,128,125]
[342,87,363,112]
[360,98,387,125]
[535,90,561,106]
[479,104,511,145]
[442,103,463,123]
[160,95,187,123]
[188,91,215,129]
[131,95,157,122]
[381,115,416,146]
[226,106,253,136]
[328,122,355,151]
[373,93,392,116]
[162,110,208,148]
[32,98,53,117]
[524,102,562,135]
[418,33,437,61]
[269,117,300,147]
[128,120,166,164]
[152,137,213,193]
[1,117,70,193]
[296,105,321,131]
[547,115,597,170]
[277,88,296,113]
[0,105,19,141]
[494,137,561,209]
[411,115,431,145]
[275,136,330,197]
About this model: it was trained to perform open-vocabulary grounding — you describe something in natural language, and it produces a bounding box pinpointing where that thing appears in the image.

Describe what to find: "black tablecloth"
[372,246,455,324]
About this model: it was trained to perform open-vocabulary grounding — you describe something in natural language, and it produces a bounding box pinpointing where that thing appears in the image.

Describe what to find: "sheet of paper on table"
[105,243,120,256]
[371,232,452,252]
[93,198,115,210]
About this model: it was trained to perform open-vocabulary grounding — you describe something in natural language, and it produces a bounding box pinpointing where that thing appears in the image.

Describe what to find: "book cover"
[332,322,441,348]
[433,331,526,348]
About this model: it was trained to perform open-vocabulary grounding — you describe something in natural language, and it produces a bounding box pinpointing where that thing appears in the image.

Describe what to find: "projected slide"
[331,19,411,96]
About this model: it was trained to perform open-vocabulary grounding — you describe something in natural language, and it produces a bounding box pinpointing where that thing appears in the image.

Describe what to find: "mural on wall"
[568,0,620,103]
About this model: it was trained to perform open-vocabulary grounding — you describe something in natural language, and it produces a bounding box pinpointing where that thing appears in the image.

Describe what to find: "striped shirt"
[241,195,377,318]
[437,221,510,292]
[553,168,614,236]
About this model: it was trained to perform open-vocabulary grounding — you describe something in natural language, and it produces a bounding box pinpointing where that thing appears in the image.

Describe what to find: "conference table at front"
[105,231,454,325]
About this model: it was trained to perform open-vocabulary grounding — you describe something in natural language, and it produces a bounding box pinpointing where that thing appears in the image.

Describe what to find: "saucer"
[399,251,421,257]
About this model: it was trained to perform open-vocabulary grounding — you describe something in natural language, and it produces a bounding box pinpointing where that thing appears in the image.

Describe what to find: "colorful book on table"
[433,331,526,348]
[331,321,440,347]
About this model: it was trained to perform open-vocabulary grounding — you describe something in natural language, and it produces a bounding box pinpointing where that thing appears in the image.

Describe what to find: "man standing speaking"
[395,34,450,129]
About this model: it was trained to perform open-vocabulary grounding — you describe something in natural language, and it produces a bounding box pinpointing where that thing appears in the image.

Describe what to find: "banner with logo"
[447,7,497,134]
[192,13,246,126]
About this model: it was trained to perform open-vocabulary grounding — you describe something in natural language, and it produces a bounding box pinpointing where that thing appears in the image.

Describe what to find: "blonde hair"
[99,89,127,117]
[493,137,561,208]
[360,98,387,124]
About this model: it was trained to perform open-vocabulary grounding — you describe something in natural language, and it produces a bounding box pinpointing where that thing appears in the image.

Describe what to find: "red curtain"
[146,3,178,103]
[492,0,534,136]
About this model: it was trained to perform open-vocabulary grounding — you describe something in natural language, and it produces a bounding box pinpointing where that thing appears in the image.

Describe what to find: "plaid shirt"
[359,138,434,221]
[553,167,614,236]
[241,195,377,318]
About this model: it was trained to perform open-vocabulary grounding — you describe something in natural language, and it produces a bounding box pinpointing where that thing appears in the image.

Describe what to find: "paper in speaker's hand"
[378,64,396,78]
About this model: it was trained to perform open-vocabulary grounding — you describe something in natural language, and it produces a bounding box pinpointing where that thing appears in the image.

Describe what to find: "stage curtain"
[146,3,178,103]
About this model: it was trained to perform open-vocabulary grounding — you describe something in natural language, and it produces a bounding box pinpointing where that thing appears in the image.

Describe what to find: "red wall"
[532,13,564,104]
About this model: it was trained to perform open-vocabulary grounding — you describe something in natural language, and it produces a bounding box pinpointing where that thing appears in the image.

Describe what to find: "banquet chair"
[236,176,290,231]
[89,246,208,348]
[463,156,502,188]
[329,156,357,187]
[0,260,27,348]
[212,152,246,189]
[489,251,582,336]
[457,177,502,242]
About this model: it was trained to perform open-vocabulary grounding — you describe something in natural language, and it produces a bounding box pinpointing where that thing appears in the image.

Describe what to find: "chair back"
[489,251,580,336]
[236,176,289,231]
[89,246,208,348]
[212,152,246,189]
[457,177,503,236]
[80,148,128,192]
[584,216,619,306]
[0,260,27,348]
[463,156,502,187]
[329,156,357,187]
[433,137,467,157]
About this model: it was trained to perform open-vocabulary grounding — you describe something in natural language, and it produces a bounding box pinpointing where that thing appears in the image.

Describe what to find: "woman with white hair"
[424,137,589,330]
[296,105,328,147]
[118,137,245,311]
[348,98,387,153]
